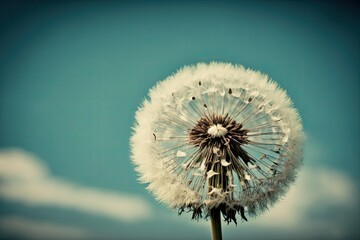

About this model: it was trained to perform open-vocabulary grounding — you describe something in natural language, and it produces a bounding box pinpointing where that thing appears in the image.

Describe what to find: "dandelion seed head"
[130,62,304,223]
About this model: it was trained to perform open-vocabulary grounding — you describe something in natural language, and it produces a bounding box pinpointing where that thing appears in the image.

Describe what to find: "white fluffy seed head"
[130,62,304,223]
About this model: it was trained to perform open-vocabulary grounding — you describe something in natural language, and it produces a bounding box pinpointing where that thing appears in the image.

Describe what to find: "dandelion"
[130,62,304,239]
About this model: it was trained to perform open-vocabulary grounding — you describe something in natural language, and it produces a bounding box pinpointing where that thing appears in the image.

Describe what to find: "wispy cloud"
[254,167,357,228]
[0,149,152,222]
[0,216,88,240]
[232,135,359,239]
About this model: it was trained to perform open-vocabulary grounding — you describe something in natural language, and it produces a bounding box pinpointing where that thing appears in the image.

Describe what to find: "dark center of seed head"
[188,114,248,149]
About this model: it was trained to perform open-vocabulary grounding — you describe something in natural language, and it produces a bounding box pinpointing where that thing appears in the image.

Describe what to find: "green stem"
[208,158,223,240]
[210,207,222,240]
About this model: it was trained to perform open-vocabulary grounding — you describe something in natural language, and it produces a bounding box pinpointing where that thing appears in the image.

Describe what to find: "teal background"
[0,1,359,239]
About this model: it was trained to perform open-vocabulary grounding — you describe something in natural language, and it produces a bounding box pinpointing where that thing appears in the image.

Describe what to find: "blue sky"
[0,1,359,239]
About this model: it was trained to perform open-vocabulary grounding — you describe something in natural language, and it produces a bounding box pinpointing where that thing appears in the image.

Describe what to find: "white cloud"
[0,149,152,222]
[0,216,88,240]
[235,133,359,239]
[254,167,357,228]
[250,134,358,235]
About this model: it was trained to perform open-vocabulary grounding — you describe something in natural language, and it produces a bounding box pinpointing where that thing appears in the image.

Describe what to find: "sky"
[0,1,359,239]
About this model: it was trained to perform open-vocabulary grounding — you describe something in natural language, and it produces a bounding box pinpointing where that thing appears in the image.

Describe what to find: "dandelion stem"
[210,208,222,240]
